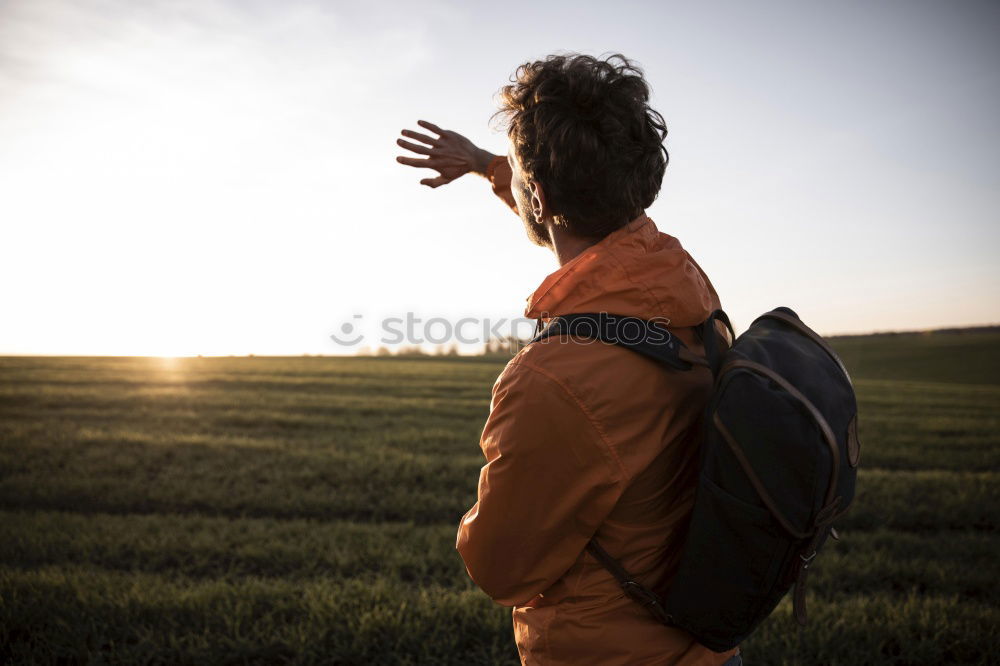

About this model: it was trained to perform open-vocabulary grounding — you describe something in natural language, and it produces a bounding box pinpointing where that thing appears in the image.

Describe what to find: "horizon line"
[1,321,997,359]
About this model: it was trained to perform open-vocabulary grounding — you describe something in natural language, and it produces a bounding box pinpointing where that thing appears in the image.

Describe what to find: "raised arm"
[396,120,518,214]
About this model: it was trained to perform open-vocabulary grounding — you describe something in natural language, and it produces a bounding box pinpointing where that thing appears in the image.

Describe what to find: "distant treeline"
[826,324,1000,339]
[357,336,527,358]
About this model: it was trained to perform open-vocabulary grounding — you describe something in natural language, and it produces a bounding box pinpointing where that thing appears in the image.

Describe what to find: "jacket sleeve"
[485,155,519,215]
[456,360,626,606]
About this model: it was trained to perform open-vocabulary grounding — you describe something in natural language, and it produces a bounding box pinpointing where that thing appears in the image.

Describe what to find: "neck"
[546,222,597,266]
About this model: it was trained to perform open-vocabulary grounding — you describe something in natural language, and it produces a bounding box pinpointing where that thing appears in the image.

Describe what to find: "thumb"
[420,176,451,188]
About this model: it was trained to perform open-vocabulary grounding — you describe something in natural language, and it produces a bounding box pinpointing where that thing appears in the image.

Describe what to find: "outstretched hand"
[396,120,497,188]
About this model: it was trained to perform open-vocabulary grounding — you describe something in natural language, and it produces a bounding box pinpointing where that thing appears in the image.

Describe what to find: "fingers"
[396,154,467,169]
[417,119,445,136]
[396,138,431,155]
[396,155,430,167]
[400,129,438,146]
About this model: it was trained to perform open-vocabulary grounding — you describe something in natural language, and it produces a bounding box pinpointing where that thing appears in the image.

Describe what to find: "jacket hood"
[525,214,721,328]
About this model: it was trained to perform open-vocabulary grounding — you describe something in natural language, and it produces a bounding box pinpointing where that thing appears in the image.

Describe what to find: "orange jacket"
[457,157,739,665]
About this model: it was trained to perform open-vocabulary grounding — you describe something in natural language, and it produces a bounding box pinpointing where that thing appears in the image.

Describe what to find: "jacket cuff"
[486,155,509,187]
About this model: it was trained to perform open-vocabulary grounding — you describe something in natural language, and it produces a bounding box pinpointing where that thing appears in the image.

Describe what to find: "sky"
[1,0,998,356]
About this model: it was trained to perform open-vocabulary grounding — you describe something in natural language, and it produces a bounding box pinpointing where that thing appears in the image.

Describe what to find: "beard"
[513,180,550,248]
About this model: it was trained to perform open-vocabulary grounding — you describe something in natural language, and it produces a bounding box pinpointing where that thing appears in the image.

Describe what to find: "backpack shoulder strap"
[699,309,736,376]
[530,313,707,371]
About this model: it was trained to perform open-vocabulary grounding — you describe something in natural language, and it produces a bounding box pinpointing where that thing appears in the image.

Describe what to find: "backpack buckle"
[621,580,657,605]
[621,581,671,624]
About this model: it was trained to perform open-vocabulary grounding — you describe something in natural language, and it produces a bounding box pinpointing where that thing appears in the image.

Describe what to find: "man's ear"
[528,181,548,220]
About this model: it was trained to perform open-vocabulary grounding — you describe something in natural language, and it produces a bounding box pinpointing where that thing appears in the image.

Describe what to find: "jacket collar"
[524,213,720,328]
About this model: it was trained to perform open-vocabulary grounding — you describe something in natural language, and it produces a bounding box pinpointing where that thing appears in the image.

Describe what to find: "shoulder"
[503,333,683,410]
[490,344,596,420]
[495,334,641,405]
[492,335,663,447]
[494,330,714,473]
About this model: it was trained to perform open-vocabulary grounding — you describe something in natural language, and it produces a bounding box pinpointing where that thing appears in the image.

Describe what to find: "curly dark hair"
[494,52,669,238]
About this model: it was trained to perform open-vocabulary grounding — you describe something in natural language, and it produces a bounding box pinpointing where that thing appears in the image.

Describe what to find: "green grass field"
[1,332,998,664]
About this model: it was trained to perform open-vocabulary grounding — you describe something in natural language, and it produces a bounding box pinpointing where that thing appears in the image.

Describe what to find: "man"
[397,53,739,665]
